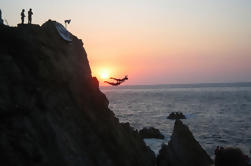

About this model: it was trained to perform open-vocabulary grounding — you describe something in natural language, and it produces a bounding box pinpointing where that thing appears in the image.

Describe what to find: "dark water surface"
[101,83,251,157]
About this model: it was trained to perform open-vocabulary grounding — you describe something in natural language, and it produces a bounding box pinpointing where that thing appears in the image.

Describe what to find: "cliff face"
[0,21,155,166]
[157,120,213,166]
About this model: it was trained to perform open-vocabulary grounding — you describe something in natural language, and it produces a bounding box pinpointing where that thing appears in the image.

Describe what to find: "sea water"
[101,83,251,157]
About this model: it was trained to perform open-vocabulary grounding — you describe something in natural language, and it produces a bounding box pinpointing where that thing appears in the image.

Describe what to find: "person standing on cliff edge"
[21,9,25,24]
[28,8,33,24]
[0,9,4,24]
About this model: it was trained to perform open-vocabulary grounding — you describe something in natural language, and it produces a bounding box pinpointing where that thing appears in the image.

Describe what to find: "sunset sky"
[1,0,251,85]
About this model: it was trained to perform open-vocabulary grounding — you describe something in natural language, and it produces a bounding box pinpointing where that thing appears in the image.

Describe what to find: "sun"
[100,69,110,80]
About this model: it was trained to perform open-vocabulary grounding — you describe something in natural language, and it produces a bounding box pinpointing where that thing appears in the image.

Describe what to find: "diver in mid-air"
[104,75,128,86]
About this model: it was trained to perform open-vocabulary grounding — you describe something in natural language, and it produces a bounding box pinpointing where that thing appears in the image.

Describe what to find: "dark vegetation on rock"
[167,112,186,120]
[0,21,155,166]
[157,120,213,166]
[139,127,164,139]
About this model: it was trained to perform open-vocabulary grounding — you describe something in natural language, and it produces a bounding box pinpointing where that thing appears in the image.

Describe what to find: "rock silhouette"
[167,112,186,120]
[139,127,164,139]
[215,147,249,166]
[0,21,155,166]
[157,120,213,166]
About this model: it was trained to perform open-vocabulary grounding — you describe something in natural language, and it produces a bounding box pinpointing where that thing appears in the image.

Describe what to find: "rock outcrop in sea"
[0,21,155,166]
[157,119,213,166]
[139,127,164,139]
[167,112,186,120]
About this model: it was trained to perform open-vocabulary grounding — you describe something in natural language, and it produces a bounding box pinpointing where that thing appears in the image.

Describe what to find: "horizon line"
[100,81,251,88]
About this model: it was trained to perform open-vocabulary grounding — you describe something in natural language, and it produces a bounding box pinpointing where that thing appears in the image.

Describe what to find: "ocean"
[101,83,251,157]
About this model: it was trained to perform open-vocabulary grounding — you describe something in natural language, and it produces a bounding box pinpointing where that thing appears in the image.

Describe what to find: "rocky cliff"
[0,21,155,166]
[157,119,213,166]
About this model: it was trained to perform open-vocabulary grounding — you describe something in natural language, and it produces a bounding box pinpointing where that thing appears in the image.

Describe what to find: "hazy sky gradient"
[1,0,251,85]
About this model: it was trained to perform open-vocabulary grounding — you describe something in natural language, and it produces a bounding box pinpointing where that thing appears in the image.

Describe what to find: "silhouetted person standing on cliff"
[0,9,3,24]
[28,9,33,24]
[21,9,25,24]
